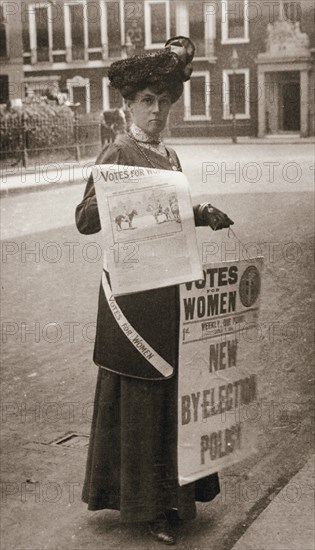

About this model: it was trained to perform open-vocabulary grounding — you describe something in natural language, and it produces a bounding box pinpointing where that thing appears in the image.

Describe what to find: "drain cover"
[50,433,89,448]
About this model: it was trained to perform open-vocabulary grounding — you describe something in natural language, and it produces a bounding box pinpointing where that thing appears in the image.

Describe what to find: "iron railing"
[0,112,111,168]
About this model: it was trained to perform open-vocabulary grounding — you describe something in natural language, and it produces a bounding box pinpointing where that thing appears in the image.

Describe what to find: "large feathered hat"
[108,36,195,103]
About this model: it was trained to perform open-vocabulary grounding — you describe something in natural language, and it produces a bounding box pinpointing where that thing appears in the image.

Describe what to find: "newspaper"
[178,257,263,486]
[93,164,203,296]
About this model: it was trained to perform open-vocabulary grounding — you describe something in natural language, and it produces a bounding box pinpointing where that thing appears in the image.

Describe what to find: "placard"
[178,257,263,485]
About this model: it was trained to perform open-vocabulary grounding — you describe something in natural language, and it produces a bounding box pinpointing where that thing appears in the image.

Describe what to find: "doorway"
[72,86,87,114]
[279,73,300,132]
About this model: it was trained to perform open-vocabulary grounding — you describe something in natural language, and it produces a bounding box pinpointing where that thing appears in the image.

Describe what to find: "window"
[281,1,302,22]
[0,4,8,58]
[87,2,102,49]
[72,86,87,112]
[176,2,215,58]
[184,71,210,121]
[144,0,170,49]
[67,76,90,113]
[52,3,65,51]
[22,24,30,55]
[102,77,124,110]
[222,69,250,119]
[28,3,53,63]
[36,7,49,61]
[0,75,9,103]
[107,0,122,57]
[123,0,145,54]
[221,0,249,44]
[64,1,88,62]
[188,2,205,57]
[23,77,61,101]
[69,3,85,60]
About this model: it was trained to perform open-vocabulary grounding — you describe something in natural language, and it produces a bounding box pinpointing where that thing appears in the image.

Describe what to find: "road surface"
[1,142,314,549]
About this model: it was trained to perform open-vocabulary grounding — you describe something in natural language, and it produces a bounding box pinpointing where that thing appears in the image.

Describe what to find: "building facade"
[1,0,314,136]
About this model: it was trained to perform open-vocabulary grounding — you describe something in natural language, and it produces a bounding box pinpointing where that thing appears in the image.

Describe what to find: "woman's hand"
[196,203,234,231]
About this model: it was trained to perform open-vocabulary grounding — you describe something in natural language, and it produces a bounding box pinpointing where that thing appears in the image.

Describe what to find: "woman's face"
[127,88,172,137]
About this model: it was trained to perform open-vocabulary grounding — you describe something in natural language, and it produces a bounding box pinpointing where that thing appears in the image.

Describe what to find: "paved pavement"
[0,157,95,195]
[231,456,315,550]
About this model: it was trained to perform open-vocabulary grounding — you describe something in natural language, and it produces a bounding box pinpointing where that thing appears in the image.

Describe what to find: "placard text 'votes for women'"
[178,258,263,486]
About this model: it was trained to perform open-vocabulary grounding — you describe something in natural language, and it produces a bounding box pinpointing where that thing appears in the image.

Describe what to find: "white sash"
[102,271,174,378]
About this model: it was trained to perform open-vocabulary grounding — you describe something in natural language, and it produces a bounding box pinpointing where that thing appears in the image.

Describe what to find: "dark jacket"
[76,134,201,380]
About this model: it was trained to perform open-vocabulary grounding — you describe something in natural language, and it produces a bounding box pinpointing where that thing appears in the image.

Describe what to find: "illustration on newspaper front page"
[93,164,203,296]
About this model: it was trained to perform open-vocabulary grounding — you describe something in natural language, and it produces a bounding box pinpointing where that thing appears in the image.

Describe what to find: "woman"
[76,36,233,546]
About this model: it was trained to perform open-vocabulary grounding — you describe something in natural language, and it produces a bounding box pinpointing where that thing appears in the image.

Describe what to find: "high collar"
[129,123,162,145]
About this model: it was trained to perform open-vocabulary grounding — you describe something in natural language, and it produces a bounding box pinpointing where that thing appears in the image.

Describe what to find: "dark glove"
[197,203,234,231]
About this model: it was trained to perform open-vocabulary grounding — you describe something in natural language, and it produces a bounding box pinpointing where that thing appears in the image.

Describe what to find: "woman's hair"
[123,79,183,104]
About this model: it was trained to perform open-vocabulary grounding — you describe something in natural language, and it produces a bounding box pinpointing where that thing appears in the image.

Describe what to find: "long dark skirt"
[82,367,220,523]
